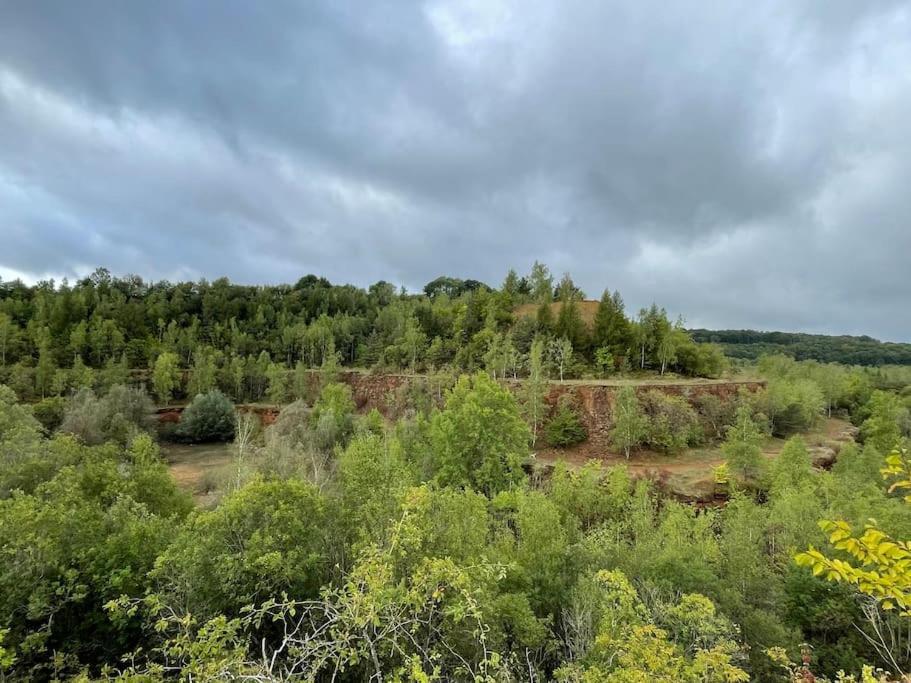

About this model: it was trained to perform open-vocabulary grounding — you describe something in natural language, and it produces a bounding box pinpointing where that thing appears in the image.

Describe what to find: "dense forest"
[3,267,911,681]
[691,329,911,367]
[0,263,726,405]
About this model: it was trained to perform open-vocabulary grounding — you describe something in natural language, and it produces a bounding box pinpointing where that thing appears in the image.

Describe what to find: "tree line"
[0,263,726,405]
[691,329,911,366]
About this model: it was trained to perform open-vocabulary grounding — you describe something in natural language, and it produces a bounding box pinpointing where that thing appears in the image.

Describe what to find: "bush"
[545,398,588,447]
[31,396,66,433]
[761,378,824,437]
[641,391,703,453]
[310,383,356,451]
[177,390,236,443]
[59,385,156,446]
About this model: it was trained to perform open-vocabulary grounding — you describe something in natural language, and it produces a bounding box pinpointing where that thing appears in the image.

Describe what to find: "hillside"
[691,328,911,366]
[515,300,601,326]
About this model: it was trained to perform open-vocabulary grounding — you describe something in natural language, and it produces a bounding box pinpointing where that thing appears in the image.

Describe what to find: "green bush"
[641,390,703,453]
[177,390,236,443]
[545,398,588,447]
[31,396,66,433]
[59,385,156,446]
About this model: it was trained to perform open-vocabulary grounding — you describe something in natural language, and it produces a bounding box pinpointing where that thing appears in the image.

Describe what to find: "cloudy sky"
[1,2,910,339]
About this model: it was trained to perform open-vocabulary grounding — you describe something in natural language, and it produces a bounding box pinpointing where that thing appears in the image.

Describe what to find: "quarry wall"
[157,371,765,446]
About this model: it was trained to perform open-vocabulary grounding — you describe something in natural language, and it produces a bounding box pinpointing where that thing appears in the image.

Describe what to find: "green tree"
[529,261,554,304]
[549,336,573,382]
[722,406,766,483]
[177,390,236,442]
[428,372,529,496]
[545,395,588,447]
[152,478,330,620]
[310,382,356,451]
[152,351,180,405]
[611,386,647,458]
[187,347,218,397]
[797,447,911,618]
[265,361,289,404]
[522,338,549,447]
[0,313,17,366]
[594,346,614,378]
[34,341,56,398]
[593,289,632,362]
[860,390,906,454]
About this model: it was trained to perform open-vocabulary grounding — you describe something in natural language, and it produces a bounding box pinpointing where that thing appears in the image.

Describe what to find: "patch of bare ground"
[161,442,234,506]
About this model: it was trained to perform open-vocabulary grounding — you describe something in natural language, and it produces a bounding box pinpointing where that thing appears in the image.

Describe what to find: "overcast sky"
[1,2,910,339]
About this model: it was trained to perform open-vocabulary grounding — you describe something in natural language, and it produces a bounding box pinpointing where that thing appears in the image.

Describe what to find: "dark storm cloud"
[1,0,910,338]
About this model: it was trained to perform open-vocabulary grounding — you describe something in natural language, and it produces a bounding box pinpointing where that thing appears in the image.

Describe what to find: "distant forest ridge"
[690,328,911,366]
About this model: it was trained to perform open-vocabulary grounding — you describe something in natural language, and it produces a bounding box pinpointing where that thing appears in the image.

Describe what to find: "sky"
[1,2,910,340]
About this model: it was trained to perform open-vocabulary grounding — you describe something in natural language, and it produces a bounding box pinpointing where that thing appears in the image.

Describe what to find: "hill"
[690,328,911,366]
[515,300,600,326]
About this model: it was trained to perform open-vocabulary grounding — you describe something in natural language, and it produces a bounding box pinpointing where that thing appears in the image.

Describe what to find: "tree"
[152,351,180,405]
[593,289,632,363]
[265,362,289,404]
[797,446,911,623]
[545,396,588,447]
[152,478,329,620]
[860,390,906,454]
[555,570,748,682]
[549,337,573,382]
[34,341,56,398]
[428,372,529,496]
[594,347,614,378]
[310,382,356,451]
[611,387,647,458]
[529,261,554,304]
[641,390,703,453]
[177,390,236,442]
[769,436,814,497]
[0,313,16,366]
[722,406,766,483]
[187,347,217,397]
[522,338,549,447]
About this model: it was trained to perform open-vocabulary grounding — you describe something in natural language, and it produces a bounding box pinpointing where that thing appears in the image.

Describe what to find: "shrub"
[31,396,66,433]
[266,399,311,446]
[762,378,824,437]
[310,382,356,451]
[641,391,703,453]
[59,385,156,446]
[545,397,588,447]
[177,390,236,443]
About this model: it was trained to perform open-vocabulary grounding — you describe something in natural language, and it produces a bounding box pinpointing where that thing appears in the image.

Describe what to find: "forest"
[2,264,911,681]
[690,329,911,367]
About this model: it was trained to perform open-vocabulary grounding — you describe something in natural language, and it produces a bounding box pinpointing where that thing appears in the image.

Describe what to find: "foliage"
[610,386,647,458]
[152,478,330,620]
[427,372,529,496]
[797,447,911,615]
[641,390,703,453]
[722,405,766,483]
[522,337,549,447]
[546,396,588,447]
[176,390,236,443]
[59,384,157,446]
[692,328,911,367]
[310,381,356,451]
[152,351,181,404]
[554,570,748,682]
